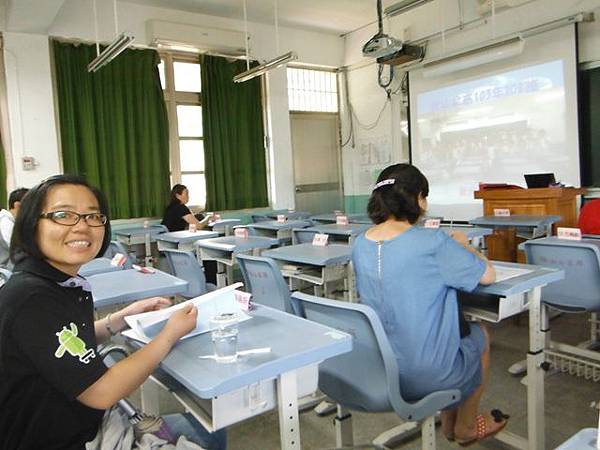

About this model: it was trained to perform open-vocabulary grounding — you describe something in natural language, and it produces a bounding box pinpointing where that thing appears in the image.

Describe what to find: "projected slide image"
[412,60,573,219]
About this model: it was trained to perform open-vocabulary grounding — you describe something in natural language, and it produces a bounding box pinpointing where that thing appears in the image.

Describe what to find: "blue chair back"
[292,228,318,244]
[162,249,210,298]
[236,254,294,314]
[290,292,460,421]
[524,238,600,312]
[103,240,134,268]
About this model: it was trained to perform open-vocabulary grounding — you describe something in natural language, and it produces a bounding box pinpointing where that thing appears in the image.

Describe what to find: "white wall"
[3,32,61,187]
[341,0,600,200]
[3,0,344,209]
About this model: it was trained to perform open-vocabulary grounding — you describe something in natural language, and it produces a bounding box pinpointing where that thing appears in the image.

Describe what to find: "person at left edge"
[0,174,226,450]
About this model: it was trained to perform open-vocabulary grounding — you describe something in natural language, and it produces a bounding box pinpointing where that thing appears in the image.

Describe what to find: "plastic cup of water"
[210,313,239,363]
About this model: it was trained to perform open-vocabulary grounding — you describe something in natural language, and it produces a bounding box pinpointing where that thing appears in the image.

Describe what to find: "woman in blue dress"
[352,163,508,446]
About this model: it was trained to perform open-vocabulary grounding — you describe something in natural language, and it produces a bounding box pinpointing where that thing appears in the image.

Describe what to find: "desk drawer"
[462,292,529,323]
[160,364,319,432]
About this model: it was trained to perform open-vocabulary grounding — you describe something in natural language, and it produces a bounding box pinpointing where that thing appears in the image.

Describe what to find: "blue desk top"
[156,230,219,244]
[263,243,351,266]
[210,219,241,227]
[522,236,600,254]
[265,211,312,220]
[115,225,167,238]
[473,261,564,297]
[80,258,122,277]
[469,215,561,228]
[139,304,352,398]
[249,220,312,231]
[555,428,597,450]
[310,213,369,224]
[89,269,188,308]
[195,236,279,253]
[439,226,493,239]
[306,223,371,237]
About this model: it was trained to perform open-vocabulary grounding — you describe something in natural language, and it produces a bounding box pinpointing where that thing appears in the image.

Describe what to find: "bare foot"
[454,410,509,446]
[440,409,457,440]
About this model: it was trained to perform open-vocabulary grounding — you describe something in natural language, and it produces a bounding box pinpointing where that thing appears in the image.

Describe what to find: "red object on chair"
[578,199,600,235]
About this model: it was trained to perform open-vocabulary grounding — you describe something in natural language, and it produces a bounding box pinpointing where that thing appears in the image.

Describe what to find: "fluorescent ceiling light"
[385,0,434,16]
[422,36,524,78]
[233,51,297,83]
[88,32,135,72]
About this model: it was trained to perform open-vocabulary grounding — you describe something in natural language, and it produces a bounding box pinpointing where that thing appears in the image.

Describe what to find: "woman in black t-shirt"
[161,184,210,232]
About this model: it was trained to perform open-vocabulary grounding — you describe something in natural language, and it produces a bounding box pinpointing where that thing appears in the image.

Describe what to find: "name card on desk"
[424,219,441,229]
[132,264,156,274]
[336,215,349,225]
[189,224,197,233]
[234,228,249,239]
[111,253,126,267]
[333,210,343,216]
[276,215,287,223]
[234,290,253,312]
[557,227,582,241]
[494,208,511,217]
[312,233,329,246]
[208,213,221,227]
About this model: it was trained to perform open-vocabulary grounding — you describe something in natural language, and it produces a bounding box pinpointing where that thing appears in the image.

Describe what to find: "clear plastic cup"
[210,313,239,363]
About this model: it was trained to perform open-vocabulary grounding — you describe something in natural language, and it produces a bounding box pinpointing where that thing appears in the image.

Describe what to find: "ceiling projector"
[362,33,404,59]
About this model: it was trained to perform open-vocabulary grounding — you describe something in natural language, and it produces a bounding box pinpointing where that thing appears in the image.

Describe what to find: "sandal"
[456,409,510,447]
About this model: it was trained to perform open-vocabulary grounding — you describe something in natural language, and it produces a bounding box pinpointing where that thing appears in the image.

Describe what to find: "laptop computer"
[524,173,556,188]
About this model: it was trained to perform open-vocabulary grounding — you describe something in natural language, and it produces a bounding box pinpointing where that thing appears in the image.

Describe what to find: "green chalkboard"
[580,66,600,187]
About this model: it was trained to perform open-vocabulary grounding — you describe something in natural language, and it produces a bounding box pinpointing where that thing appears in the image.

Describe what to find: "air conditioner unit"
[477,0,531,15]
[146,20,246,55]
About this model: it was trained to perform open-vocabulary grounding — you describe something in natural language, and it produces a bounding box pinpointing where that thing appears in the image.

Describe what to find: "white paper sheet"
[493,265,532,283]
[123,282,251,343]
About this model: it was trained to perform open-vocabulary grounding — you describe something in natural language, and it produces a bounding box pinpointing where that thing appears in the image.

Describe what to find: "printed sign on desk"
[424,219,441,229]
[111,253,127,267]
[234,228,249,239]
[189,224,197,233]
[494,208,511,217]
[336,215,349,226]
[234,290,253,312]
[276,215,287,223]
[333,210,343,216]
[557,227,582,241]
[312,233,329,246]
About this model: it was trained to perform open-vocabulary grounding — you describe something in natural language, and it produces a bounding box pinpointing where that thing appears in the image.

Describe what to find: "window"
[159,53,206,208]
[287,67,338,113]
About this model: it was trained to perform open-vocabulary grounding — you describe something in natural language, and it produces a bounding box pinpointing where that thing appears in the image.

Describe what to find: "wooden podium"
[474,187,586,261]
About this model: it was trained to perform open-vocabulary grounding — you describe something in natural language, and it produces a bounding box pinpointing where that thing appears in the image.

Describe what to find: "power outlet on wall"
[22,156,37,171]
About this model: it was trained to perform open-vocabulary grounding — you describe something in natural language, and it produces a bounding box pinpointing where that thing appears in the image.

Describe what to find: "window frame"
[159,51,206,208]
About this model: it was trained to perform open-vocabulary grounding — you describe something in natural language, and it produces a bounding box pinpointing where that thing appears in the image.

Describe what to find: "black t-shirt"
[0,257,107,450]
[161,202,192,232]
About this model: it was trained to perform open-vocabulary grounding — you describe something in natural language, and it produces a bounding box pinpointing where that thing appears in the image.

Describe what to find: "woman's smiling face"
[36,184,105,276]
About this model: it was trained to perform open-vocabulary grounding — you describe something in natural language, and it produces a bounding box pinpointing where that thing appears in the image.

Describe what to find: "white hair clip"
[373,179,395,190]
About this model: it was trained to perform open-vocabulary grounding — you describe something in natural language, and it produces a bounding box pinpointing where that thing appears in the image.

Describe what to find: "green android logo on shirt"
[55,322,96,364]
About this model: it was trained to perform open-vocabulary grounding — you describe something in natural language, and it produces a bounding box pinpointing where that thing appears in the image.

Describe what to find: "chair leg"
[421,416,436,450]
[334,405,354,448]
[372,421,421,448]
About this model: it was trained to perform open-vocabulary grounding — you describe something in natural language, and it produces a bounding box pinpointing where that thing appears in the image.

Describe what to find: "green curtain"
[200,55,268,210]
[53,40,170,219]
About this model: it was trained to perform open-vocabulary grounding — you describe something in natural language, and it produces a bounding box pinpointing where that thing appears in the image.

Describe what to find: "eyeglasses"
[39,211,107,227]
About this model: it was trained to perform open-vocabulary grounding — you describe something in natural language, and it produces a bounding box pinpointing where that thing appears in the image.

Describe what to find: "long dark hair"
[168,184,187,206]
[367,164,429,225]
[10,174,111,264]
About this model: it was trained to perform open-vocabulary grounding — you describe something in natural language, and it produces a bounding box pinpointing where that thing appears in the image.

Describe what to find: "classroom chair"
[292,228,319,245]
[236,254,294,314]
[291,292,461,450]
[523,237,600,380]
[161,249,216,299]
[103,240,134,269]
